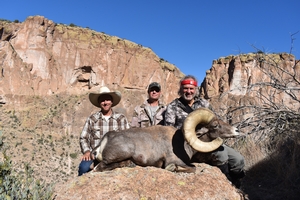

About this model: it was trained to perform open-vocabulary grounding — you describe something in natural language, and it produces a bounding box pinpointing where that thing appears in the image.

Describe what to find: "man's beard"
[183,93,195,101]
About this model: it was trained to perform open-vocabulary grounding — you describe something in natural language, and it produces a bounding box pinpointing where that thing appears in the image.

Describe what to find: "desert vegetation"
[223,46,300,199]
[0,131,54,199]
[0,94,83,199]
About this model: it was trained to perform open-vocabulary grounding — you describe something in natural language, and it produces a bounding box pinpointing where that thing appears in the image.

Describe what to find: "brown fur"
[91,108,238,173]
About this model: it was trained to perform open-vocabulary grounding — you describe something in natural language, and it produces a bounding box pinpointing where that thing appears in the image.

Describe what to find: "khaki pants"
[191,144,245,174]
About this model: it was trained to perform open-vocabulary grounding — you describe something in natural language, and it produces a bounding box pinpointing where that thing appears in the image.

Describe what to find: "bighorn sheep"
[91,108,239,173]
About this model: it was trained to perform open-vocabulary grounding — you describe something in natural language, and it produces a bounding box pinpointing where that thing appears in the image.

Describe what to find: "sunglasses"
[148,87,160,93]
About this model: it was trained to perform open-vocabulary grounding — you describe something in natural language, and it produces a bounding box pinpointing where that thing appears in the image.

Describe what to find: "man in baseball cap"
[131,82,166,128]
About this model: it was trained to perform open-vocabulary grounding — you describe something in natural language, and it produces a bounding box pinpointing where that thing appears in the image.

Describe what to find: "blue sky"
[1,0,299,82]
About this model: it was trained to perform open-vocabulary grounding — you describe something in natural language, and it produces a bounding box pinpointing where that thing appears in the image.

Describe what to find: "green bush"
[69,153,78,159]
[69,23,77,27]
[0,132,54,200]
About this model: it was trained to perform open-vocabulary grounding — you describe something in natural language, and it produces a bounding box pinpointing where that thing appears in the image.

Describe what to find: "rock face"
[0,15,183,112]
[53,164,245,200]
[200,53,300,122]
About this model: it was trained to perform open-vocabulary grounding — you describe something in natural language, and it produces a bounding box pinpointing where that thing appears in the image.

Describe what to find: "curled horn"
[183,108,223,153]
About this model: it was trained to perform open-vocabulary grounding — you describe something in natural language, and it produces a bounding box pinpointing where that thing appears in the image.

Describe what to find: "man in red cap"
[164,75,245,188]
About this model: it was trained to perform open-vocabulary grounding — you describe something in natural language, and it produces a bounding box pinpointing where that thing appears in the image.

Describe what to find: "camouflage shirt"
[164,97,210,129]
[131,100,166,128]
[80,110,130,154]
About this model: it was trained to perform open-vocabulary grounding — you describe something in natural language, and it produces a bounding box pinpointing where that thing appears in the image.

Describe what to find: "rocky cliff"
[0,15,183,109]
[202,53,299,103]
[200,52,300,125]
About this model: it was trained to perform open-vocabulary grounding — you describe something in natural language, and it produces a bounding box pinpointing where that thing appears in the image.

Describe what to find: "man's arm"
[79,118,92,155]
[130,106,140,128]
[120,114,131,130]
[164,103,176,127]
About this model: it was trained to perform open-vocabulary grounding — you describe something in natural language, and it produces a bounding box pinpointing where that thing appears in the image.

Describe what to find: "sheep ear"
[210,121,219,129]
[183,108,223,153]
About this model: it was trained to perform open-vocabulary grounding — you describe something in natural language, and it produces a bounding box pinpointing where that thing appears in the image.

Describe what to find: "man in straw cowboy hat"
[78,86,130,176]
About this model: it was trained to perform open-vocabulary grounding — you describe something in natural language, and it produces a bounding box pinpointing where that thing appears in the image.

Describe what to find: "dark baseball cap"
[148,82,161,91]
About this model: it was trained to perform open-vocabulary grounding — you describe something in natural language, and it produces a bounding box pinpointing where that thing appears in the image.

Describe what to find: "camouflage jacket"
[164,96,210,129]
[131,100,166,128]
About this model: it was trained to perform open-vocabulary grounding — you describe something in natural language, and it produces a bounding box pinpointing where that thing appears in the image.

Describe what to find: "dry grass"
[236,122,300,200]
[233,137,267,170]
[223,50,300,199]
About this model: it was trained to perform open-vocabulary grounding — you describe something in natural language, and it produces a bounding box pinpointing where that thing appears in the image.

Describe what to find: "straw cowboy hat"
[89,86,121,108]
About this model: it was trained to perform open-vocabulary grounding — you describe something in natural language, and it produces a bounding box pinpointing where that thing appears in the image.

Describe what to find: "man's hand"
[81,151,93,161]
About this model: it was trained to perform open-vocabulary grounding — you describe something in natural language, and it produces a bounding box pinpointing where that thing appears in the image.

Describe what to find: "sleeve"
[120,114,131,130]
[130,106,140,128]
[202,98,210,108]
[79,118,92,154]
[164,103,176,127]
[156,106,166,125]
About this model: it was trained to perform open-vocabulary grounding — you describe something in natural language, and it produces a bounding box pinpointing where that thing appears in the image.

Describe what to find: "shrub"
[69,153,78,159]
[0,132,54,199]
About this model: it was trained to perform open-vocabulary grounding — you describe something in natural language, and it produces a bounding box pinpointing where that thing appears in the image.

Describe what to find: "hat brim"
[89,91,121,108]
